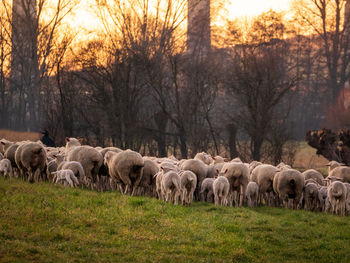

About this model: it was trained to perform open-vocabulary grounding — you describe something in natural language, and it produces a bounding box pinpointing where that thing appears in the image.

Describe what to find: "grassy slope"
[0,178,349,263]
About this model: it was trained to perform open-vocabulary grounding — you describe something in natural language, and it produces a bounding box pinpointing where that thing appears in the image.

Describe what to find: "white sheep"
[200,178,215,202]
[327,166,350,184]
[303,183,319,211]
[250,164,280,206]
[52,169,79,188]
[179,170,197,205]
[246,181,259,207]
[0,158,13,178]
[213,176,230,206]
[194,152,212,165]
[161,171,181,204]
[221,162,249,207]
[318,186,328,212]
[326,161,345,174]
[302,169,324,186]
[328,181,347,216]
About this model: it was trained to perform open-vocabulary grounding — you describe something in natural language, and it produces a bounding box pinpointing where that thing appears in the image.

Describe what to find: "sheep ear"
[157,161,161,164]
[224,169,228,174]
[216,169,220,174]
[65,137,70,142]
[224,158,229,162]
[78,137,83,143]
[0,141,5,145]
[212,156,216,160]
[52,154,57,158]
[160,166,164,170]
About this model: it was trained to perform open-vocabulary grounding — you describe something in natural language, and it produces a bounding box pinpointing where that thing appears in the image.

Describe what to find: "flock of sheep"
[0,137,350,216]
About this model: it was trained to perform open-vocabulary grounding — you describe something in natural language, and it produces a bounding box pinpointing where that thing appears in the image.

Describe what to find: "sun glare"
[227,0,291,19]
[67,0,292,42]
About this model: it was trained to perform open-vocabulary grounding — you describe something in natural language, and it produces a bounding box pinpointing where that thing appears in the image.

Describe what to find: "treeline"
[1,0,350,162]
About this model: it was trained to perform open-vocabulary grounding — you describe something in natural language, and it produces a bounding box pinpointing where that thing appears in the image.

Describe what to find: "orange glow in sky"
[227,0,291,19]
[69,0,292,41]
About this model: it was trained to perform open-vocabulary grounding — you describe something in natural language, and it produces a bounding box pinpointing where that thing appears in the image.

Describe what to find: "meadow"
[0,178,349,263]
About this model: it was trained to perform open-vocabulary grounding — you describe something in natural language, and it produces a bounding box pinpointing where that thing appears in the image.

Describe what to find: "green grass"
[0,178,349,263]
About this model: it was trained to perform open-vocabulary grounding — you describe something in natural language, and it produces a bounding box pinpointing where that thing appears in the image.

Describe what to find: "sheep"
[98,147,123,191]
[0,139,13,154]
[194,152,212,165]
[59,161,87,187]
[303,183,319,211]
[248,161,263,174]
[0,159,13,178]
[161,171,181,204]
[180,159,212,200]
[66,145,103,189]
[211,156,226,164]
[328,181,347,216]
[246,181,259,207]
[221,162,249,207]
[230,157,242,163]
[305,178,321,186]
[250,164,280,206]
[179,170,197,205]
[64,137,82,153]
[200,178,215,202]
[103,150,144,196]
[273,169,304,209]
[343,183,350,215]
[136,159,159,197]
[14,142,47,183]
[302,169,324,186]
[327,166,350,184]
[326,161,345,173]
[276,162,292,170]
[213,176,230,206]
[4,143,20,178]
[52,169,79,187]
[318,186,328,212]
[155,170,165,200]
[46,159,58,182]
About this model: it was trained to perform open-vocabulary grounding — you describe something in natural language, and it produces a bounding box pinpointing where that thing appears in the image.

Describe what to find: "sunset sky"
[71,0,292,31]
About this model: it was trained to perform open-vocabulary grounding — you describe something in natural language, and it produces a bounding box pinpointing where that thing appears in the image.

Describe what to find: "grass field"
[0,178,349,263]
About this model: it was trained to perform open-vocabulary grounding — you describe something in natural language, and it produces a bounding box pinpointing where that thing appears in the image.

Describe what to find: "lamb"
[326,161,345,173]
[59,161,87,187]
[213,176,230,206]
[52,169,79,187]
[179,170,197,205]
[246,181,259,207]
[273,169,304,209]
[328,181,347,216]
[327,166,350,184]
[250,164,280,206]
[200,178,215,202]
[302,169,324,186]
[104,150,144,196]
[0,159,13,178]
[66,145,103,189]
[318,186,328,212]
[276,162,292,170]
[303,183,319,211]
[221,162,249,207]
[231,157,242,163]
[14,142,47,182]
[161,170,181,204]
[211,156,226,164]
[194,152,212,165]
